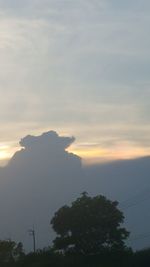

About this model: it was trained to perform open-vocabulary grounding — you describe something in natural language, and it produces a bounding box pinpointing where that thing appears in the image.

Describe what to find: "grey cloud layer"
[0,130,149,251]
[0,0,149,149]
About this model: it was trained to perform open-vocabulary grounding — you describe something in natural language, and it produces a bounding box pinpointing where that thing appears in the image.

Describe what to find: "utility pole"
[28,227,36,253]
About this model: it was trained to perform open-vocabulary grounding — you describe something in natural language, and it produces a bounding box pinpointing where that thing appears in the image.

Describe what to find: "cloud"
[0,130,149,251]
[19,131,75,151]
[0,131,84,251]
[0,0,149,158]
[84,156,150,250]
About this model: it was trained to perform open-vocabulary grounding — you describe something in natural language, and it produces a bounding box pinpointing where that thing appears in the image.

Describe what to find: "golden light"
[0,144,20,166]
[68,141,150,165]
[0,140,150,167]
[0,145,10,159]
[0,150,9,160]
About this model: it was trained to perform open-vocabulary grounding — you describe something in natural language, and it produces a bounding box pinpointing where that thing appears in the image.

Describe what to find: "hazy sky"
[0,0,150,164]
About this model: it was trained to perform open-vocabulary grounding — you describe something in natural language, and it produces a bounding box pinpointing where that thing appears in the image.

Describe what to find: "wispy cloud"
[0,0,149,160]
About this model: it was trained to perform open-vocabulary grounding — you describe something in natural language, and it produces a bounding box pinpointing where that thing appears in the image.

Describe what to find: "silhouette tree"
[0,239,24,264]
[51,193,129,255]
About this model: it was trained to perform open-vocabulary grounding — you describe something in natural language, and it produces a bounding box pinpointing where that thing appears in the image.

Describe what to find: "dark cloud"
[0,130,149,251]
[20,131,75,150]
[0,131,84,251]
[84,156,150,250]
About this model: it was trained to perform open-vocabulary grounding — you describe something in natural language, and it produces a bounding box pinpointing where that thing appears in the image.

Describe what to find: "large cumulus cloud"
[0,130,149,251]
[0,131,84,251]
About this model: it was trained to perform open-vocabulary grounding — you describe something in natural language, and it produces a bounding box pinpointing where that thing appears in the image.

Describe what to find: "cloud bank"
[0,0,149,157]
[0,130,149,251]
[0,131,84,251]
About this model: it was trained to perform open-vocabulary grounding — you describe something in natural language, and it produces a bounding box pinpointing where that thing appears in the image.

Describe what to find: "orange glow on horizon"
[68,142,150,164]
[0,141,149,166]
[0,145,11,160]
[0,144,20,165]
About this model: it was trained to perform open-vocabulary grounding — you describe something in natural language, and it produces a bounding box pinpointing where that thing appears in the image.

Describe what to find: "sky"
[0,0,150,164]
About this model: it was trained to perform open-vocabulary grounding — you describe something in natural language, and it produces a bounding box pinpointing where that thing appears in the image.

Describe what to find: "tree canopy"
[51,193,129,255]
[0,239,24,264]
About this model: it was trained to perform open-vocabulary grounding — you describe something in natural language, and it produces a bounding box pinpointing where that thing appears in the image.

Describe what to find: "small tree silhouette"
[0,240,24,264]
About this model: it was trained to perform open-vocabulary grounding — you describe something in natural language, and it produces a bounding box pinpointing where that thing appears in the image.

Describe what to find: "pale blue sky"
[0,0,150,162]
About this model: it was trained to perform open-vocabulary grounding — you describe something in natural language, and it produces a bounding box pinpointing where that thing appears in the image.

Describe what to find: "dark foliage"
[51,192,129,254]
[0,239,24,267]
[130,248,150,267]
[1,193,150,267]
[12,249,133,267]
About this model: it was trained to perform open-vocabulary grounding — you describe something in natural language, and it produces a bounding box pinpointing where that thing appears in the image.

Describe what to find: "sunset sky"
[0,0,150,164]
